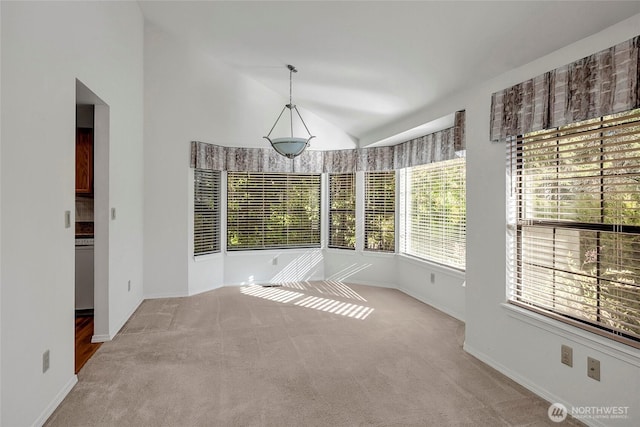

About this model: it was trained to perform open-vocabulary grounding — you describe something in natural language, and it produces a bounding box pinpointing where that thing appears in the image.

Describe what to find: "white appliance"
[75,238,94,311]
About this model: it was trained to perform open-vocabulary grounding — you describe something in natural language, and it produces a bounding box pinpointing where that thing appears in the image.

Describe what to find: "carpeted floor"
[46,281,581,426]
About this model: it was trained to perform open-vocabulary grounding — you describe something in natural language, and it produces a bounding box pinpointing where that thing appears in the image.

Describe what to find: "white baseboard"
[143,291,189,299]
[91,334,111,343]
[342,279,397,289]
[111,297,144,338]
[32,375,77,427]
[223,276,325,287]
[463,343,607,427]
[399,287,464,322]
[92,297,144,343]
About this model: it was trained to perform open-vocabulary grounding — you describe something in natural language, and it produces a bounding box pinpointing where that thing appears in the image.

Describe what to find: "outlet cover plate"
[43,350,50,373]
[587,357,600,381]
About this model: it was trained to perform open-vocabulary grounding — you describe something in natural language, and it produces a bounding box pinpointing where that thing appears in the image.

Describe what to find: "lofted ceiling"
[139,1,640,143]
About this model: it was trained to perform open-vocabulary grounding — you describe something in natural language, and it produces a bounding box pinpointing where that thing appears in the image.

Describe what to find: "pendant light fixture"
[264,64,315,159]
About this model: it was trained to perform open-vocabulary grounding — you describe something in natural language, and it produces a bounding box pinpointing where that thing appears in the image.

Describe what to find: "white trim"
[399,287,464,322]
[110,297,144,338]
[359,250,396,259]
[324,248,357,255]
[224,247,321,257]
[463,343,608,427]
[143,292,189,300]
[32,375,77,427]
[224,275,325,288]
[397,253,465,279]
[91,334,111,343]
[193,252,222,262]
[502,303,640,367]
[344,279,397,289]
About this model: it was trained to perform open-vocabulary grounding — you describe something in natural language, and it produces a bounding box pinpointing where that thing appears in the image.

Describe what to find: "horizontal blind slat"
[399,157,466,269]
[509,107,640,347]
[194,169,221,255]
[227,172,321,250]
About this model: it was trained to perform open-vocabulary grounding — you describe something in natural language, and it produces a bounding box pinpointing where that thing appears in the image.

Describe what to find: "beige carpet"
[46,282,581,426]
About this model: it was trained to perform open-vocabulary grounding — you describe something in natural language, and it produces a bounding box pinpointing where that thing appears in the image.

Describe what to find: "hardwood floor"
[75,315,102,374]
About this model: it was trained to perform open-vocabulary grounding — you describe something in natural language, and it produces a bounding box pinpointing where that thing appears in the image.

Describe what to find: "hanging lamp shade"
[264,65,315,159]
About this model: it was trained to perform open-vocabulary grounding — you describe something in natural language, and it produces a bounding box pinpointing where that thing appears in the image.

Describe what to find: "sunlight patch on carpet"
[240,285,374,320]
[294,296,374,320]
[240,286,303,303]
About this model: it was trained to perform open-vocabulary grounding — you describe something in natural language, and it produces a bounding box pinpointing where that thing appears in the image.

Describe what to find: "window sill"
[224,247,322,257]
[325,247,356,255]
[397,253,465,279]
[193,252,222,262]
[502,303,640,367]
[360,250,396,259]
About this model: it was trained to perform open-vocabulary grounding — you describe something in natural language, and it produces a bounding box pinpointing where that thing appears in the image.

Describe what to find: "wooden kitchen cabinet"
[76,128,93,194]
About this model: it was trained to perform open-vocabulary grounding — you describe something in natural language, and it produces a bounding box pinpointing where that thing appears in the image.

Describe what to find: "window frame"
[399,157,466,270]
[328,173,356,250]
[194,169,221,256]
[226,171,321,251]
[363,170,396,253]
[508,109,640,348]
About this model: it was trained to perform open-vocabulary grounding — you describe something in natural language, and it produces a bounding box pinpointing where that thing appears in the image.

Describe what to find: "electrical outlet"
[111,207,116,220]
[64,211,71,228]
[587,357,600,381]
[561,345,573,367]
[272,257,278,266]
[128,280,131,292]
[430,273,435,284]
[43,350,50,373]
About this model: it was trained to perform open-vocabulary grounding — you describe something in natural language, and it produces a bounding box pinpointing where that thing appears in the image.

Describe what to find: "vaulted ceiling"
[139,1,640,143]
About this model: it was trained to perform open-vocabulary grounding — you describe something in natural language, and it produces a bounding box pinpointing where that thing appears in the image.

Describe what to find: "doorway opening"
[75,79,110,372]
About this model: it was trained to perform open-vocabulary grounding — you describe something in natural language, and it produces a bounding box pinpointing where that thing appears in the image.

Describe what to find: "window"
[508,109,640,347]
[227,172,321,250]
[329,173,356,249]
[399,157,466,269]
[364,171,395,252]
[194,169,221,255]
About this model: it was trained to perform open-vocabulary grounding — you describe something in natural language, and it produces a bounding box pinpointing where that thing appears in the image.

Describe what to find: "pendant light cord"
[290,67,294,137]
[289,66,293,106]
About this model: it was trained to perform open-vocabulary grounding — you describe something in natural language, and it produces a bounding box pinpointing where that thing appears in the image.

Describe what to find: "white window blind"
[194,169,221,255]
[329,173,356,250]
[364,171,395,252]
[508,108,640,347]
[399,157,466,269]
[227,172,321,250]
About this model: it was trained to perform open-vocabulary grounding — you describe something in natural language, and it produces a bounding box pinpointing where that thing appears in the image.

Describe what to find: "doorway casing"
[76,79,110,342]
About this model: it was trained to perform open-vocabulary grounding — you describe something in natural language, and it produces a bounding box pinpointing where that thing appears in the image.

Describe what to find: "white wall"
[224,249,325,286]
[466,18,640,426]
[368,13,640,427]
[143,22,355,298]
[0,2,144,426]
[0,3,3,422]
[142,21,468,323]
[396,256,465,321]
[2,5,633,425]
[323,250,395,287]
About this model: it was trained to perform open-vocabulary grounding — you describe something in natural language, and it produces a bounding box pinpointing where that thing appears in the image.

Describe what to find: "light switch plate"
[561,345,573,367]
[64,211,71,228]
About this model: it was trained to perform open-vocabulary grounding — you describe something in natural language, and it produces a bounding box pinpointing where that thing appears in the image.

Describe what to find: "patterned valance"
[490,35,640,142]
[191,110,466,173]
